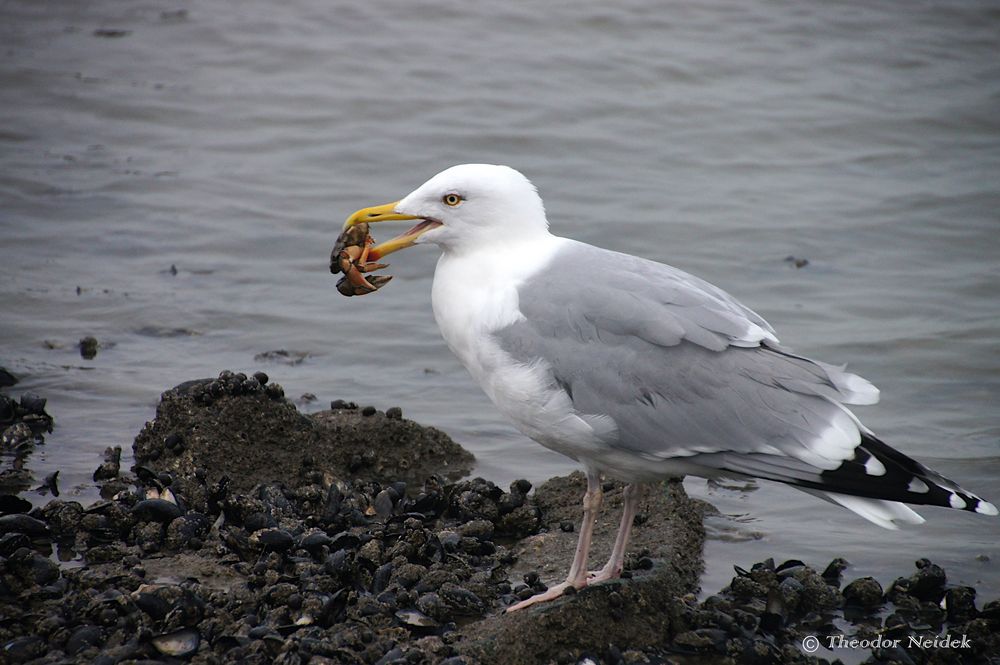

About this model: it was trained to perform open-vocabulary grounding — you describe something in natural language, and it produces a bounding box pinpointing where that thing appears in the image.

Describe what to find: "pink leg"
[589,483,641,582]
[506,470,603,612]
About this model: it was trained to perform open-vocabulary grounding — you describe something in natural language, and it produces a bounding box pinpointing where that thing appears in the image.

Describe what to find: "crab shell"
[330,223,371,275]
[330,222,393,296]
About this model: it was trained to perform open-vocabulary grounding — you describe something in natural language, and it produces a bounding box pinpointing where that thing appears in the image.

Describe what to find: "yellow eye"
[443,193,462,207]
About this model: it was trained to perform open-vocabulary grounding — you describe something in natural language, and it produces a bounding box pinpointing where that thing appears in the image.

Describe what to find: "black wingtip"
[815,433,998,515]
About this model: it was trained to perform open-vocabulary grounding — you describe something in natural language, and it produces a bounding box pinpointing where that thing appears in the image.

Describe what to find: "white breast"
[430,235,615,461]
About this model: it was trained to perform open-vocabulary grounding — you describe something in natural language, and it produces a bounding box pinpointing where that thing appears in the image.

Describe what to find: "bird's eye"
[442,193,463,207]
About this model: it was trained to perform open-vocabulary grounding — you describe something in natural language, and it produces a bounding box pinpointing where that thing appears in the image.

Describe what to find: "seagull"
[341,163,998,611]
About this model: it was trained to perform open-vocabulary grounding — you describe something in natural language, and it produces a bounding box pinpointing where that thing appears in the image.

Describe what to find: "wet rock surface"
[635,556,1000,665]
[1,385,54,494]
[133,371,474,493]
[457,476,706,665]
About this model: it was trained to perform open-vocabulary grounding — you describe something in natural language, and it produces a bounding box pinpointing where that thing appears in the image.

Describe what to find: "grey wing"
[495,240,1000,524]
[498,239,878,468]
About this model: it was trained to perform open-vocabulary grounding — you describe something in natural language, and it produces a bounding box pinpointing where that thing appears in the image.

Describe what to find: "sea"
[2,0,998,618]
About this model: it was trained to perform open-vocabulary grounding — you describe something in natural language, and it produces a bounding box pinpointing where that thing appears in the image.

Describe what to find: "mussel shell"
[131,499,184,523]
[775,559,806,578]
[150,628,200,657]
[373,489,395,519]
[213,634,250,651]
[250,527,294,552]
[243,511,275,532]
[0,494,32,515]
[133,466,164,488]
[133,592,171,621]
[373,562,394,595]
[298,531,332,553]
[328,531,360,552]
[65,625,103,655]
[395,608,440,630]
[0,513,49,537]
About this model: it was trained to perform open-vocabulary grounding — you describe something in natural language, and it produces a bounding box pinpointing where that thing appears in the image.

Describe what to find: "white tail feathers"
[801,488,926,530]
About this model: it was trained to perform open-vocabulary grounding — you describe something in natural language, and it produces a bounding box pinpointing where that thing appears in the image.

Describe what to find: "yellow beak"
[342,201,418,229]
[342,201,439,260]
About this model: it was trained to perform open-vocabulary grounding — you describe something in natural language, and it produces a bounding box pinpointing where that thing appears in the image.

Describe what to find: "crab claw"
[329,246,342,275]
[336,274,393,297]
[365,275,393,291]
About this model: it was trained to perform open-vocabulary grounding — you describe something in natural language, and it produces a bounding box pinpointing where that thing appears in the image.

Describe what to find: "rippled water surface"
[2,0,999,600]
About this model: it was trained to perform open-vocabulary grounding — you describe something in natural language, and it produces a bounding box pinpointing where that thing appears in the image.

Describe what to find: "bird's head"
[342,164,549,260]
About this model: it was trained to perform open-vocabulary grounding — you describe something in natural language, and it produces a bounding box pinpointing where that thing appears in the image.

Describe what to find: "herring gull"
[340,163,997,611]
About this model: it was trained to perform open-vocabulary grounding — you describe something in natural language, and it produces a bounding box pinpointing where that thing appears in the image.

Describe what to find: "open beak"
[343,201,441,261]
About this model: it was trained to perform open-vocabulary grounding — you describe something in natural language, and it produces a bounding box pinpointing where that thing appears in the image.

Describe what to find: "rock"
[79,336,99,359]
[843,576,884,610]
[457,476,706,665]
[821,557,849,586]
[133,372,474,492]
[38,500,84,537]
[93,446,122,481]
[909,558,947,602]
[5,547,60,587]
[164,513,211,550]
[0,532,30,556]
[945,586,978,624]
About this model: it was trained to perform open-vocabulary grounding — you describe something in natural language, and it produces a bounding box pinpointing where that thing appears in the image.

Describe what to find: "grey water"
[2,0,999,611]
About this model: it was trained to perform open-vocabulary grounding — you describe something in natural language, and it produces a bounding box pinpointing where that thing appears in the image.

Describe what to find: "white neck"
[431,232,566,370]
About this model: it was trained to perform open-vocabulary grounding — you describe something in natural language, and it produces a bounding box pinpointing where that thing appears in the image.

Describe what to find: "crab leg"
[344,262,379,291]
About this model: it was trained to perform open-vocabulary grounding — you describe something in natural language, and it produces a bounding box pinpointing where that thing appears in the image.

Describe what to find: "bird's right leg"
[588,482,640,582]
[505,469,603,612]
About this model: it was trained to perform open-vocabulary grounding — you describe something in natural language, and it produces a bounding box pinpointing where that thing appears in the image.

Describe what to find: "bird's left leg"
[589,482,641,583]
[505,469,603,612]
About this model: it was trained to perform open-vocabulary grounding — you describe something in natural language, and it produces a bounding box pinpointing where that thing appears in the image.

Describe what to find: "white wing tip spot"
[864,456,887,476]
[907,478,930,494]
[949,493,967,510]
[976,500,999,516]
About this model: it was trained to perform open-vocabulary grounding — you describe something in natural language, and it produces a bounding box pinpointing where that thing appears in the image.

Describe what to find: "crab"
[330,222,392,297]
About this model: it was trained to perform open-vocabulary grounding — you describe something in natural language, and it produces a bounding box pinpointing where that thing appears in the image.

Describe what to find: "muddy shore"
[1,370,998,664]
